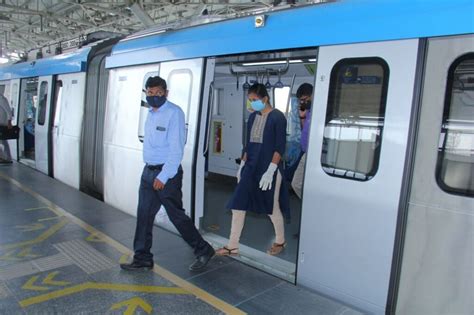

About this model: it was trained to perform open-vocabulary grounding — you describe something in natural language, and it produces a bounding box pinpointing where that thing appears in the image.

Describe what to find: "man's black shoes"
[121,247,214,272]
[120,260,153,271]
[189,246,215,271]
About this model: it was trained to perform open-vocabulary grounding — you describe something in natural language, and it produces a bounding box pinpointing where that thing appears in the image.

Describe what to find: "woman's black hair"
[248,83,270,101]
[296,83,313,98]
[145,76,167,90]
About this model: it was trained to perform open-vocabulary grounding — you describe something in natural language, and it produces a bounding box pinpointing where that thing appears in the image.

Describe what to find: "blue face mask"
[250,99,265,111]
[146,95,167,108]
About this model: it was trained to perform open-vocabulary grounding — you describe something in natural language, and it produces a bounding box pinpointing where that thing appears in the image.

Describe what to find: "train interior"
[18,77,39,167]
[200,49,318,281]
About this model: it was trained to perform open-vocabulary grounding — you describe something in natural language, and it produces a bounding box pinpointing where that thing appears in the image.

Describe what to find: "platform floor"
[0,162,363,314]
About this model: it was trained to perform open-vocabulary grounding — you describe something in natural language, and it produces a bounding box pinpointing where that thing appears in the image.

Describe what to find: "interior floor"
[203,172,302,264]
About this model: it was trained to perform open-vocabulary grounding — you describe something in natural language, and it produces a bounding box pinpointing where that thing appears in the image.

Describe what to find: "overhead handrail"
[229,59,290,77]
[265,70,272,89]
[274,69,284,88]
[243,75,250,89]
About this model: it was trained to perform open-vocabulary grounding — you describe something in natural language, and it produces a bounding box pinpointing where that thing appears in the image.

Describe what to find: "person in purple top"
[291,83,313,199]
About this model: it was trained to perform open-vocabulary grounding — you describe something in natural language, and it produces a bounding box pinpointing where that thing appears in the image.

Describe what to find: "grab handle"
[203,81,215,156]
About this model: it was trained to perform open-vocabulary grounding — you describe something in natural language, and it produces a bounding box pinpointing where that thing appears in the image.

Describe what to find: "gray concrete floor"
[0,162,363,314]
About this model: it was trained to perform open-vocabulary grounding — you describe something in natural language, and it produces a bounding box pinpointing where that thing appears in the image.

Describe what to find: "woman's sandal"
[267,242,286,255]
[215,246,239,256]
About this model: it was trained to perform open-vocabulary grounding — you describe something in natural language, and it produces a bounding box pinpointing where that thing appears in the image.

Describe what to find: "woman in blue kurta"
[216,83,290,256]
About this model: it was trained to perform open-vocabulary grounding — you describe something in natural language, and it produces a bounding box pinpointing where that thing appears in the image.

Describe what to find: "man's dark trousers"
[133,165,211,263]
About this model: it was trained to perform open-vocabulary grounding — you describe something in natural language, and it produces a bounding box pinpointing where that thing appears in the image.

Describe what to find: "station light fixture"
[242,59,303,66]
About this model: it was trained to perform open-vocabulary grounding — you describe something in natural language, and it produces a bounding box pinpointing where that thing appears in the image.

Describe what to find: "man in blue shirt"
[121,76,215,271]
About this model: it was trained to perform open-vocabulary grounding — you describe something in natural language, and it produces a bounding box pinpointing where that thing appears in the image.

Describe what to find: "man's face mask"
[146,95,167,108]
[299,97,312,111]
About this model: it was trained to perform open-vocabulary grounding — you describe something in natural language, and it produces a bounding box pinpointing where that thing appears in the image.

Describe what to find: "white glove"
[237,160,245,183]
[259,163,278,191]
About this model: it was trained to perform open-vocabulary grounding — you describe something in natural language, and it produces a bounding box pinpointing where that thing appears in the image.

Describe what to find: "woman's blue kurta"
[226,109,291,220]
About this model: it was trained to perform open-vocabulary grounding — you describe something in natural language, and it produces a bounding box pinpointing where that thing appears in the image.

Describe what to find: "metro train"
[1,1,473,314]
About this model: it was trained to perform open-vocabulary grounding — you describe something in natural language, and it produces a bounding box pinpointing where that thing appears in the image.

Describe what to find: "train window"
[274,86,291,115]
[0,84,10,115]
[141,71,159,108]
[0,84,7,99]
[321,58,389,181]
[52,80,63,128]
[436,53,474,197]
[138,71,159,142]
[11,83,18,109]
[167,69,192,118]
[10,83,18,120]
[37,81,48,126]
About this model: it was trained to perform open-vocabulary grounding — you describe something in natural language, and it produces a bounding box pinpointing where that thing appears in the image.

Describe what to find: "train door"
[18,77,38,168]
[35,76,54,175]
[9,79,20,161]
[153,58,205,233]
[395,35,474,315]
[81,52,109,199]
[103,64,163,217]
[52,73,86,189]
[195,51,317,282]
[297,39,420,314]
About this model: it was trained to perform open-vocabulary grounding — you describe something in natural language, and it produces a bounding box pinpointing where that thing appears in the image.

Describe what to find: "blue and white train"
[1,1,473,314]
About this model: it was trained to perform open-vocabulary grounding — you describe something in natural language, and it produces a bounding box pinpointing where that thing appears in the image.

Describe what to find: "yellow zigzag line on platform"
[19,282,189,307]
[0,218,68,250]
[110,297,152,315]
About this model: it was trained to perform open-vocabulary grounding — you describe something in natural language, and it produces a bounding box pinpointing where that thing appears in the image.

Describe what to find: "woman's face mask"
[146,95,167,108]
[250,99,265,111]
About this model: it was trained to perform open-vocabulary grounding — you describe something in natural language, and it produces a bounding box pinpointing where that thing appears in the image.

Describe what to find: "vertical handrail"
[203,81,215,156]
[285,74,296,119]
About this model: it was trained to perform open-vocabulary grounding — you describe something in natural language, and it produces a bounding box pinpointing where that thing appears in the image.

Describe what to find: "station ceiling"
[0,0,318,61]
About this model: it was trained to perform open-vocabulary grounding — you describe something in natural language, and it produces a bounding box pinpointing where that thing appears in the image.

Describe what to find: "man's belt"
[146,164,164,171]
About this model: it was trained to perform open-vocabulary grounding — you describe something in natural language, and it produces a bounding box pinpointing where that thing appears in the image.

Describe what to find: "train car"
[0,0,472,314]
[0,38,118,198]
[103,1,473,314]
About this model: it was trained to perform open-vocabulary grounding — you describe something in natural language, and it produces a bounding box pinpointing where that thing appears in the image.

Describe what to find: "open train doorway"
[18,77,39,168]
[196,49,318,282]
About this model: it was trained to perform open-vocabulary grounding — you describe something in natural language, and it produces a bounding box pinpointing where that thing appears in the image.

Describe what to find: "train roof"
[0,47,90,81]
[105,0,474,69]
[0,38,119,81]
